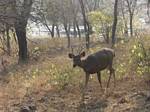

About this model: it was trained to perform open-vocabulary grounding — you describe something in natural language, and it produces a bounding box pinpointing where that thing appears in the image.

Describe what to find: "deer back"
[82,48,114,74]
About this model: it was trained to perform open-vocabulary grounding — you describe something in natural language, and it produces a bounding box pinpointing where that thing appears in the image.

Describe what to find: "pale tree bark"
[56,24,60,38]
[121,0,128,37]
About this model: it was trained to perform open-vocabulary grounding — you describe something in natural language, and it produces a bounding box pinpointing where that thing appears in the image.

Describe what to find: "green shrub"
[130,42,150,75]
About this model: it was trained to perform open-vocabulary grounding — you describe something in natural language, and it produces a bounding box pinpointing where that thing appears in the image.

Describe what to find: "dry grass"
[0,35,150,112]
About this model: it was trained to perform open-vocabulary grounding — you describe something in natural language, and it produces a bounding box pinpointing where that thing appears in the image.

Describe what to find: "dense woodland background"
[0,0,150,112]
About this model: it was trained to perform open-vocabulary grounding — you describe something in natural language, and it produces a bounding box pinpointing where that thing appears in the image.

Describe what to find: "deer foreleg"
[84,73,90,91]
[82,73,90,101]
[107,68,115,88]
[97,72,102,88]
[112,68,116,87]
[107,69,112,88]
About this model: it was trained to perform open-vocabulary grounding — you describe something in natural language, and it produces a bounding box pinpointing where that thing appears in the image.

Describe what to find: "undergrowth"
[1,35,150,97]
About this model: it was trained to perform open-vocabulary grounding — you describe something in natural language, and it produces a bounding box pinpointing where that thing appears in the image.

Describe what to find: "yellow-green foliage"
[88,11,112,24]
[130,41,150,75]
[114,40,131,79]
[88,11,113,34]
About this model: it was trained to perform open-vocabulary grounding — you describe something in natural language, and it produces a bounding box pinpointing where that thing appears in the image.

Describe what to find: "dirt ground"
[0,63,150,112]
[0,38,150,112]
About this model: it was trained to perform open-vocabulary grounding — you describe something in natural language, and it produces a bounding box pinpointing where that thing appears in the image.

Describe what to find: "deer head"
[68,46,85,68]
[68,51,85,67]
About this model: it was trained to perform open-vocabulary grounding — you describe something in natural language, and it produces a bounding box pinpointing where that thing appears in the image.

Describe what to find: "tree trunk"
[86,21,90,49]
[73,21,77,38]
[15,26,28,62]
[129,14,133,36]
[51,23,55,38]
[56,24,60,38]
[14,0,33,62]
[76,22,81,40]
[147,0,150,21]
[44,23,53,37]
[106,27,110,44]
[120,1,128,37]
[111,0,118,46]
[63,23,71,48]
[79,0,90,49]
[125,0,137,37]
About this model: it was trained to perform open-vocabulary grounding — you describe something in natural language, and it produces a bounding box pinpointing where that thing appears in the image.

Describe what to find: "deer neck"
[78,59,85,69]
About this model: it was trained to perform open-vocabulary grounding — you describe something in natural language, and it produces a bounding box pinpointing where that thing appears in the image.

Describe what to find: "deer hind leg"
[107,67,115,88]
[112,68,116,87]
[107,71,112,88]
[97,72,102,88]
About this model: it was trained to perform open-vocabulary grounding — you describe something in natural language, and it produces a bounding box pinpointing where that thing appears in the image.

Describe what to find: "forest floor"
[0,37,150,112]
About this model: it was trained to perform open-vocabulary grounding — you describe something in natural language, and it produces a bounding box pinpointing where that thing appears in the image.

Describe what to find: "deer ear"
[80,51,85,57]
[68,53,74,58]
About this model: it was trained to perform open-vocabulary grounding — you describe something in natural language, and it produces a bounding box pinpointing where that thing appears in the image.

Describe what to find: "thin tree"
[147,0,150,21]
[111,0,118,46]
[120,0,128,37]
[79,0,90,49]
[125,0,137,36]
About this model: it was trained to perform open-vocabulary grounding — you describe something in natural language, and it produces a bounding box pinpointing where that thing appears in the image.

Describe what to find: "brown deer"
[68,48,116,94]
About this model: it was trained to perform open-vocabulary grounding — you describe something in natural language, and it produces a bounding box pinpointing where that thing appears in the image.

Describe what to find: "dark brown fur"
[68,48,116,95]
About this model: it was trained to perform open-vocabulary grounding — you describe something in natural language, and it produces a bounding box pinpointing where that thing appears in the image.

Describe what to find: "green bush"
[130,42,150,75]
[47,64,82,89]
